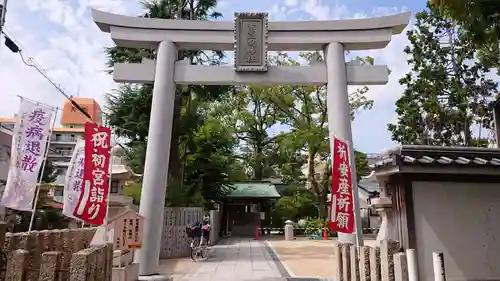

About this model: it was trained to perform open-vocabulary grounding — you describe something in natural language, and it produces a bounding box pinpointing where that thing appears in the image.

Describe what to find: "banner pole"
[28,107,58,232]
[103,116,113,243]
[103,145,113,242]
[347,140,364,247]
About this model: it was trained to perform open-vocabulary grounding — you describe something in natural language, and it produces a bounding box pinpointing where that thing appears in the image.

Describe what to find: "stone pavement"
[178,238,285,281]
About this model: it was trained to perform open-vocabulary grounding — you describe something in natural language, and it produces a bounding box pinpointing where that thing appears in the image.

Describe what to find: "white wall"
[412,181,500,281]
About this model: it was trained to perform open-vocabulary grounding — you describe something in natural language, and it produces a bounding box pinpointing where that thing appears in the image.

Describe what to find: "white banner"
[1,100,53,211]
[62,141,85,218]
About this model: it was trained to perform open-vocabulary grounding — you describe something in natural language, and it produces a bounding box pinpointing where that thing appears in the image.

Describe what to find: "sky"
[0,0,429,154]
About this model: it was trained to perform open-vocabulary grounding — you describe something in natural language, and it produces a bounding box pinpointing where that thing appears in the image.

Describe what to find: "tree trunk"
[318,194,328,219]
[255,146,264,180]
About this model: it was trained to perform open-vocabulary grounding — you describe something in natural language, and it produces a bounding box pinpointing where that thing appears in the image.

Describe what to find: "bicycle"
[186,222,210,262]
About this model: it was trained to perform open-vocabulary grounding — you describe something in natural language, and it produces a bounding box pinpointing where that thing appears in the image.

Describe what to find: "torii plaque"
[234,12,268,72]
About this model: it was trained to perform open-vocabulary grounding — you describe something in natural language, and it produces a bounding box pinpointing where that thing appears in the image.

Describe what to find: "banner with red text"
[1,100,53,211]
[73,123,111,225]
[328,137,355,233]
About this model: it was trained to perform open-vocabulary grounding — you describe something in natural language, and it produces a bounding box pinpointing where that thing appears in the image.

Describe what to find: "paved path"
[179,238,284,281]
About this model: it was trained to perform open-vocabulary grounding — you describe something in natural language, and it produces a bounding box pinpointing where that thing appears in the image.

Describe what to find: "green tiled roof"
[226,183,281,198]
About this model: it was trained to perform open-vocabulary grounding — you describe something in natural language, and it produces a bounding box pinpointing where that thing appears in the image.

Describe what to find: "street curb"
[263,240,294,278]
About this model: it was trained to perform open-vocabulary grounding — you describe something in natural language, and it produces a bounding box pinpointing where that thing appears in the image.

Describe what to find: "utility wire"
[1,29,129,149]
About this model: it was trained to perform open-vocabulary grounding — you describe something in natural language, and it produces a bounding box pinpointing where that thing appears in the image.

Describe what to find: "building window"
[54,188,64,197]
[111,180,119,193]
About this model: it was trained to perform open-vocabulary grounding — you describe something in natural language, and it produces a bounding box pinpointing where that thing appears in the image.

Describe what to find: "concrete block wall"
[0,223,113,281]
[335,240,405,281]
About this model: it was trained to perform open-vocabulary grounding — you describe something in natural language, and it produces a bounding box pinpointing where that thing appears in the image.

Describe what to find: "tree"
[388,7,498,146]
[210,85,287,180]
[105,0,238,205]
[430,0,500,46]
[275,190,317,222]
[430,0,500,73]
[264,52,375,219]
[354,151,369,183]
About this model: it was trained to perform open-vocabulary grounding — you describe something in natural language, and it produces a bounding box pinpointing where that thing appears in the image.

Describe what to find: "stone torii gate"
[92,9,410,280]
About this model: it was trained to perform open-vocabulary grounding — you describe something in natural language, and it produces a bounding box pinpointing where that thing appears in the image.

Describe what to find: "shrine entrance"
[92,9,410,279]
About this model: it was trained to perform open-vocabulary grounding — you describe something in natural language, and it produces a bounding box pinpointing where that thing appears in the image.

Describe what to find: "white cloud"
[0,0,412,152]
[0,0,140,122]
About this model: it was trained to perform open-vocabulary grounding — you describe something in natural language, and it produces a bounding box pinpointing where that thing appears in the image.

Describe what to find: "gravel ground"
[266,237,378,278]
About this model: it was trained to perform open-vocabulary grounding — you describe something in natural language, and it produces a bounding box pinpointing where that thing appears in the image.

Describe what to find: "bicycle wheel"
[190,238,201,262]
[201,245,209,259]
[190,247,197,261]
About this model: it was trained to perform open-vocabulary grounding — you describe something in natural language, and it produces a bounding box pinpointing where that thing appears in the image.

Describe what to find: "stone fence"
[0,223,113,281]
[335,240,406,281]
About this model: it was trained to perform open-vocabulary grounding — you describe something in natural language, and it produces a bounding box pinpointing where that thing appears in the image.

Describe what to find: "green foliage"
[303,217,337,237]
[354,151,370,182]
[431,0,500,46]
[181,117,245,203]
[104,0,242,206]
[274,190,318,221]
[388,7,498,146]
[210,84,291,180]
[260,52,375,218]
[431,0,500,72]
[123,182,142,205]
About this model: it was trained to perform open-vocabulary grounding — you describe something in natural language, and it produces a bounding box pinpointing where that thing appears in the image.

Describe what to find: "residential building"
[51,98,102,195]
[0,98,136,209]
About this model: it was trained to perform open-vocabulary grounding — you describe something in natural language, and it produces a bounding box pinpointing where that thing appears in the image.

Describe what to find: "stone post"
[135,40,177,280]
[432,252,446,281]
[380,240,399,281]
[369,247,381,281]
[342,244,352,281]
[6,249,29,281]
[284,220,294,241]
[324,41,363,245]
[38,251,62,281]
[69,248,96,281]
[394,252,408,281]
[350,245,360,281]
[334,243,344,281]
[359,246,371,281]
[406,249,419,281]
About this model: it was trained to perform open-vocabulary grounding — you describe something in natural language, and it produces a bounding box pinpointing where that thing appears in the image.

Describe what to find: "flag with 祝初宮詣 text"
[73,123,112,225]
[1,99,53,211]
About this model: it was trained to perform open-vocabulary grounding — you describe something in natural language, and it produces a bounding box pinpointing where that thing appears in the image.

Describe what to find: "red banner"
[328,137,355,233]
[73,123,111,225]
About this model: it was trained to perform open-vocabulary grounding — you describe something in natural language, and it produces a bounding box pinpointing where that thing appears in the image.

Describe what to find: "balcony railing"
[50,137,78,143]
[47,151,73,157]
